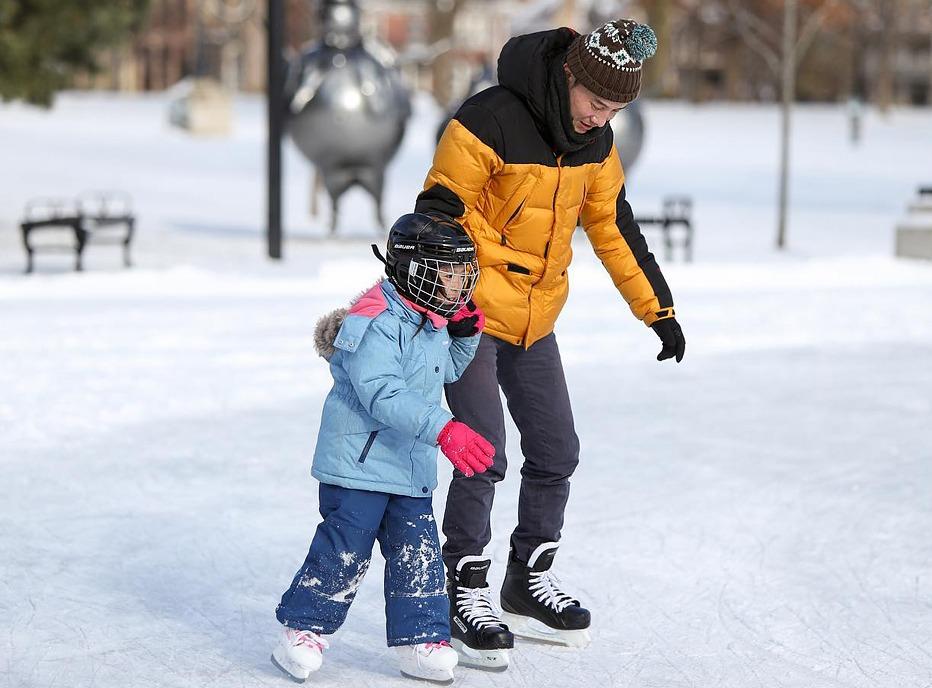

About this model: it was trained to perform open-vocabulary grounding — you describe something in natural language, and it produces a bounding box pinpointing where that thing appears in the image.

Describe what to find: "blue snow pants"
[275,483,450,646]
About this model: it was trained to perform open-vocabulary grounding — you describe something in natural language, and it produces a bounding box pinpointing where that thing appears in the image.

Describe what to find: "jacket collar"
[381,280,448,330]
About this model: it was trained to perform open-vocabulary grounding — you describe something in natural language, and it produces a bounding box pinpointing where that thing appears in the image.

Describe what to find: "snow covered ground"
[1,92,931,688]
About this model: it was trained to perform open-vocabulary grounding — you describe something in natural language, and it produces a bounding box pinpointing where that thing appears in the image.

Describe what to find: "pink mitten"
[436,420,495,477]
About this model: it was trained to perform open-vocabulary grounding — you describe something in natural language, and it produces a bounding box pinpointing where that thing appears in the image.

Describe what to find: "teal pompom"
[624,24,657,61]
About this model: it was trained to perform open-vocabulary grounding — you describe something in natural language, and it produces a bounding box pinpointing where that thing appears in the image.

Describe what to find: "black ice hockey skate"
[500,542,592,648]
[448,556,514,671]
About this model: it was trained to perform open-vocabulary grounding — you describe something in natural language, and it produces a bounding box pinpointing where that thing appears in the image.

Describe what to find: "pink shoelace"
[293,629,329,652]
[424,640,452,651]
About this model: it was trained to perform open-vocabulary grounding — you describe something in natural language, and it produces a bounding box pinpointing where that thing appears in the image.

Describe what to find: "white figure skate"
[270,626,329,682]
[395,640,459,684]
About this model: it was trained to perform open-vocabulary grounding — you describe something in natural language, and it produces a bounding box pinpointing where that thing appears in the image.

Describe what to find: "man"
[415,19,686,669]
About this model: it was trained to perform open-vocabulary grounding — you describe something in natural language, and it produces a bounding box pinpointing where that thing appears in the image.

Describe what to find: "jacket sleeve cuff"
[428,411,455,445]
[644,307,676,327]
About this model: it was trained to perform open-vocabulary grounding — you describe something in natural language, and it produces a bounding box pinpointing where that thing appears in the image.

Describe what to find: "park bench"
[634,195,694,262]
[20,191,135,273]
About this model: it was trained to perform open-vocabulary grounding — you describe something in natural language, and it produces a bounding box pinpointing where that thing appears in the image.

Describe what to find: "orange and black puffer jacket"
[415,28,675,348]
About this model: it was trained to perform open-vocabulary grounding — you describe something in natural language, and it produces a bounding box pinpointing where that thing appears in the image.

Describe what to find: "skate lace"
[457,586,506,630]
[292,629,330,652]
[528,570,578,613]
[424,640,452,651]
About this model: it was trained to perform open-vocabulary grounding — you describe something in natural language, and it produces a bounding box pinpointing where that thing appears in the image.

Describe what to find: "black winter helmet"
[377,213,478,318]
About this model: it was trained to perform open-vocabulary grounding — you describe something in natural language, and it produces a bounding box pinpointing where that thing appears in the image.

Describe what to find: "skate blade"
[450,638,510,672]
[399,668,455,685]
[501,612,591,648]
[270,651,311,683]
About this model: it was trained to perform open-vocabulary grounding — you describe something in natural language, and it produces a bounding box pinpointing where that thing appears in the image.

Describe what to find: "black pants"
[442,333,580,572]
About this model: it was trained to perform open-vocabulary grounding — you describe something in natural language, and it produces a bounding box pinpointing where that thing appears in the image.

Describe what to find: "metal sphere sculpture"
[610,98,645,172]
[286,0,411,233]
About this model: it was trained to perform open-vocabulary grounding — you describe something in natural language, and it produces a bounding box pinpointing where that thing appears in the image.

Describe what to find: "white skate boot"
[270,626,329,682]
[395,640,459,684]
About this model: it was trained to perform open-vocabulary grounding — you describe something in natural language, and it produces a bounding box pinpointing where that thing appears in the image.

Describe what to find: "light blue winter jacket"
[311,280,480,497]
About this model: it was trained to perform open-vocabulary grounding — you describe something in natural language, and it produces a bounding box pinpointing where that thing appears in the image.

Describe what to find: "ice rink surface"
[1,93,930,687]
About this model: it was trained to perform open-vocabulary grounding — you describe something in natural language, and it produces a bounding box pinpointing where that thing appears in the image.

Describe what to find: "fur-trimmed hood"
[313,307,348,361]
[313,280,384,360]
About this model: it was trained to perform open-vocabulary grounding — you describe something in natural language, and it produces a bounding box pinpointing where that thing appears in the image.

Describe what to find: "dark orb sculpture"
[610,99,645,173]
[285,0,411,233]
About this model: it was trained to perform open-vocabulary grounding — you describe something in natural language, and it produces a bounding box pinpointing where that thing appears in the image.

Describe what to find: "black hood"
[497,28,607,154]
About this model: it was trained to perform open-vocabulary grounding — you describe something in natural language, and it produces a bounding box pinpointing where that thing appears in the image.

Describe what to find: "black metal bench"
[635,195,694,262]
[20,191,135,273]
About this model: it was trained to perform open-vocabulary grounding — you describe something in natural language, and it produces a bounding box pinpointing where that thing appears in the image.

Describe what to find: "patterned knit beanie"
[565,19,658,104]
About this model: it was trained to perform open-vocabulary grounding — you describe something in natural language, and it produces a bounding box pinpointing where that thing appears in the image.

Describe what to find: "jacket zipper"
[500,198,527,245]
[524,154,562,344]
[358,430,378,463]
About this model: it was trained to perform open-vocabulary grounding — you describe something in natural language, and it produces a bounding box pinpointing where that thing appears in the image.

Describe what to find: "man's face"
[564,65,628,134]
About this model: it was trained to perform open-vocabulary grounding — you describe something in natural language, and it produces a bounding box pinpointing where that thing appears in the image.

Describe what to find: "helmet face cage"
[384,213,479,319]
[405,256,479,319]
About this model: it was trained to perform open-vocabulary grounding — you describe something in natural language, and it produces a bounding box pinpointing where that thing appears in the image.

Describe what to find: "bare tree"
[644,0,674,96]
[727,0,845,249]
[777,0,798,251]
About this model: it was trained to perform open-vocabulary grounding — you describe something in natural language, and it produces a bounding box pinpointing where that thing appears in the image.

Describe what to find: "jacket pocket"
[500,198,527,246]
[494,172,539,241]
[358,430,379,463]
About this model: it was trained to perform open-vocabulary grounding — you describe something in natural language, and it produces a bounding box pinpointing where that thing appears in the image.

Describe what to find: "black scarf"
[545,55,606,155]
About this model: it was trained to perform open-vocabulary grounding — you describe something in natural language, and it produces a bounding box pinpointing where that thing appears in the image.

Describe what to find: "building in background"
[79,0,266,93]
[361,0,527,105]
[80,0,932,107]
[658,0,932,106]
[866,0,932,105]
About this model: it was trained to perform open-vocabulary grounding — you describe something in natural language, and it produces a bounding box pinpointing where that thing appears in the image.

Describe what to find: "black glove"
[651,317,685,363]
[446,300,485,338]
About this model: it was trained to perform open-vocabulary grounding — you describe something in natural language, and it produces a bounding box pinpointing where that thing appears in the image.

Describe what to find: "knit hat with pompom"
[565,19,657,104]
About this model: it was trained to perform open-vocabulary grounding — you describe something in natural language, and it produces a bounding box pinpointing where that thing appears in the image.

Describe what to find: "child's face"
[437,264,470,305]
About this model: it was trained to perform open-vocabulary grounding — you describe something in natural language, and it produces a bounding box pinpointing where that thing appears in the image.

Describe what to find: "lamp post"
[266,0,284,259]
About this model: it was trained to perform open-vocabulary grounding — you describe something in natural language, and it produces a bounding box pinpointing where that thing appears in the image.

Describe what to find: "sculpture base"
[895,225,932,261]
[168,78,232,136]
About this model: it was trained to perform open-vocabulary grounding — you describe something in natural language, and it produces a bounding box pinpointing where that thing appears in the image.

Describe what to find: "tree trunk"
[776,0,797,250]
[644,0,672,97]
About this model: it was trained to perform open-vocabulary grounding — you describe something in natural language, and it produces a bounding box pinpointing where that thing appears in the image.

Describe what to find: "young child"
[272,213,495,684]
